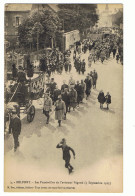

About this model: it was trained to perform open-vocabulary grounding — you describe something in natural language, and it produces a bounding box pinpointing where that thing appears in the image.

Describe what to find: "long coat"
[93,72,98,85]
[55,100,65,120]
[9,116,21,136]
[53,89,61,102]
[98,92,105,104]
[84,79,92,96]
[69,89,77,108]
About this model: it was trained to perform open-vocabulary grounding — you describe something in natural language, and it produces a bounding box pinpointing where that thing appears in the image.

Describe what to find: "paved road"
[4,50,123,192]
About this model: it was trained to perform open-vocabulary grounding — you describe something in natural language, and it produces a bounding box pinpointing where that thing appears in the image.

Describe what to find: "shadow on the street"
[77,106,88,114]
[14,150,25,161]
[62,119,75,128]
[69,110,81,117]
[89,99,96,105]
[46,123,56,133]
[101,108,115,114]
[57,125,69,135]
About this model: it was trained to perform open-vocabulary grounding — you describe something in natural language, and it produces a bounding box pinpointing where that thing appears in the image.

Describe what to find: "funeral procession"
[4,4,123,177]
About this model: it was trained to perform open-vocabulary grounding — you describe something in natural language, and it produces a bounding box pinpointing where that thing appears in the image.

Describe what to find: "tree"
[18,9,61,50]
[58,4,99,33]
[112,10,123,27]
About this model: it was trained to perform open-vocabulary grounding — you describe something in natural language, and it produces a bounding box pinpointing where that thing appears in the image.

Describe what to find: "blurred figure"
[97,90,105,109]
[56,138,75,174]
[105,92,111,109]
[62,88,70,120]
[92,69,98,89]
[55,95,65,127]
[9,110,21,152]
[43,93,52,124]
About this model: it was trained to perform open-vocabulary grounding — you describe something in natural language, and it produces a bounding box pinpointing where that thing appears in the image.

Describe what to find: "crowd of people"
[8,29,124,160]
[43,65,111,127]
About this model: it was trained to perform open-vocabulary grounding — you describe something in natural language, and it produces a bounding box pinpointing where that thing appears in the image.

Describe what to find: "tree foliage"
[112,10,123,27]
[58,4,99,33]
[18,9,61,50]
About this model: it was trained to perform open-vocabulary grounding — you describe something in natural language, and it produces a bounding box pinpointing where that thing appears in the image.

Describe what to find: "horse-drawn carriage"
[5,79,36,123]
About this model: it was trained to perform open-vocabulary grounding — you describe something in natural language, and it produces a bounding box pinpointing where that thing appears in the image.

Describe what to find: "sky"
[5,3,123,12]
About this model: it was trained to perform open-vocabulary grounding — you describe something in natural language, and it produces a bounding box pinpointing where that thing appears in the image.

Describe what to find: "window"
[16,17,20,26]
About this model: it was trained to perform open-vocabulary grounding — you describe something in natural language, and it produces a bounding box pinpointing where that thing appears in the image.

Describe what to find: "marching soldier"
[62,88,70,120]
[55,95,66,127]
[43,93,52,124]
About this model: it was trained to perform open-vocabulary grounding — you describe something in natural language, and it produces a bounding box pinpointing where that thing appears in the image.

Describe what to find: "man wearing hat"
[55,95,65,127]
[43,93,52,124]
[9,110,21,152]
[56,138,75,174]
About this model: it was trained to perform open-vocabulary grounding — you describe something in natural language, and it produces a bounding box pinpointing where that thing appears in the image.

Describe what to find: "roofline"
[5,10,30,12]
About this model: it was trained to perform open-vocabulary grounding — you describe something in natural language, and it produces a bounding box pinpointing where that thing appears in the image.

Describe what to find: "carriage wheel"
[27,105,35,123]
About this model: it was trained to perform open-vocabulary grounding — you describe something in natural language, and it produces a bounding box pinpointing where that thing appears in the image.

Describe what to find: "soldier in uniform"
[55,95,66,127]
[43,93,52,124]
[56,138,75,174]
[62,88,70,120]
[9,110,21,152]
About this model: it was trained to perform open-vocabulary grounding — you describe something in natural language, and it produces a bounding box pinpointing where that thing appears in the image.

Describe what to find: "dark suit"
[56,143,75,171]
[9,116,21,151]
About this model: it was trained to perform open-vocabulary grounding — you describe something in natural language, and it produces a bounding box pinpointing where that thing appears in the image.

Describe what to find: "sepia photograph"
[4,3,123,192]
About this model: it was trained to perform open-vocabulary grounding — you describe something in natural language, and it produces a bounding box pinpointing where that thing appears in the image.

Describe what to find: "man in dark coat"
[81,59,86,74]
[17,66,26,83]
[75,81,83,107]
[56,138,75,174]
[97,90,105,109]
[9,111,21,152]
[53,86,61,103]
[49,78,57,102]
[84,75,92,99]
[93,69,98,89]
[61,80,68,93]
[69,87,77,111]
[12,63,18,80]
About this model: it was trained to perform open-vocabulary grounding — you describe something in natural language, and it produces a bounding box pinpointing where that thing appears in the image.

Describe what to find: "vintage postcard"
[4,3,123,192]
